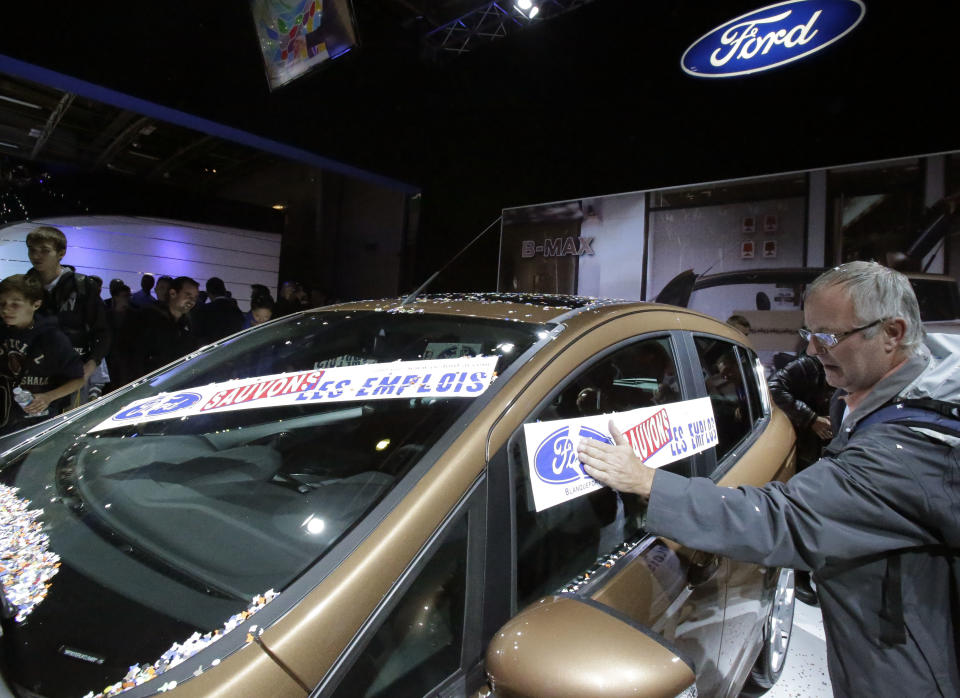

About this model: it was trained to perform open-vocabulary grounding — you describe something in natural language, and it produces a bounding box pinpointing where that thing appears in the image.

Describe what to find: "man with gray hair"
[578,261,960,697]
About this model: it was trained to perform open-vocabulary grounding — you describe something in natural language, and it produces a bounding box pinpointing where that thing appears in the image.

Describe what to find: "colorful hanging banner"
[251,0,358,90]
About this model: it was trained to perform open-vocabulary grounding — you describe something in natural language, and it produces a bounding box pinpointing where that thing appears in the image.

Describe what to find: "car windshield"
[0,310,545,678]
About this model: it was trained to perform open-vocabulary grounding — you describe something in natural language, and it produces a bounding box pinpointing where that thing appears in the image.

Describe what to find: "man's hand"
[577,419,656,500]
[82,360,97,380]
[811,415,832,440]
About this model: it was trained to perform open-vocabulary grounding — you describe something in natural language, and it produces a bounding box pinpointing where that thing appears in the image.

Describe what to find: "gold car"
[0,294,796,698]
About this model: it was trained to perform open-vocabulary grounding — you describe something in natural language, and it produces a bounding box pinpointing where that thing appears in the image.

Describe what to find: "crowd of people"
[0,225,323,436]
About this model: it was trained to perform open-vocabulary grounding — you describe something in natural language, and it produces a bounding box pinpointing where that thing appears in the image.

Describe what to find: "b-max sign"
[521,236,594,259]
[681,0,865,78]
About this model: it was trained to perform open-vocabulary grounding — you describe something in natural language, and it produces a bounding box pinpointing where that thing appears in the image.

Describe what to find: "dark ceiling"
[0,72,285,194]
[2,1,959,195]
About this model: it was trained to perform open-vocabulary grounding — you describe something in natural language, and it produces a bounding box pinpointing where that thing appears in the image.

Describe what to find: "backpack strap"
[853,399,960,438]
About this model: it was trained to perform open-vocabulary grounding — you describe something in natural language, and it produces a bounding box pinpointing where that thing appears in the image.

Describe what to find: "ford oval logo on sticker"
[113,392,202,422]
[533,425,611,485]
[681,0,865,78]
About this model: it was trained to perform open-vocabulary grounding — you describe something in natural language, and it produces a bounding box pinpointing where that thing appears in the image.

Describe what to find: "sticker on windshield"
[89,356,500,433]
[523,397,718,512]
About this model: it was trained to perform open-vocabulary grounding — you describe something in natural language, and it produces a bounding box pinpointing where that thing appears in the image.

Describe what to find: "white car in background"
[658,267,960,373]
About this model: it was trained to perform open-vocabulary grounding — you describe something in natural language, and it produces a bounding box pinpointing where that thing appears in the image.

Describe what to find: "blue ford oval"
[533,424,611,484]
[681,0,865,78]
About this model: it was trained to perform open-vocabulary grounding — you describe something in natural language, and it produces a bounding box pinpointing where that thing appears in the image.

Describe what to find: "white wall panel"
[645,197,806,301]
[577,192,646,300]
[0,216,280,309]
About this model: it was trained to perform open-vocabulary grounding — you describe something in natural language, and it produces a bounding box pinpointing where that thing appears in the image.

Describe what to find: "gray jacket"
[646,335,960,697]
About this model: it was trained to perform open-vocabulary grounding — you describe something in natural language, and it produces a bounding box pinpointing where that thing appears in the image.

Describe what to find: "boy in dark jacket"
[24,226,110,401]
[0,275,84,436]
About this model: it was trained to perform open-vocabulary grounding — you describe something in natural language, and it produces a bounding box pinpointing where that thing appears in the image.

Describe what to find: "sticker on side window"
[523,397,718,512]
[89,356,500,433]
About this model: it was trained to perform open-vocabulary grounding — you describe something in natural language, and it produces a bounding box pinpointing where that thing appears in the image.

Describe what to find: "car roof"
[321,292,643,325]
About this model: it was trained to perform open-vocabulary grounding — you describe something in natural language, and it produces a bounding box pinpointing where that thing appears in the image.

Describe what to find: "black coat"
[26,268,111,364]
[194,296,244,344]
[0,317,84,434]
[768,354,834,467]
[129,305,200,378]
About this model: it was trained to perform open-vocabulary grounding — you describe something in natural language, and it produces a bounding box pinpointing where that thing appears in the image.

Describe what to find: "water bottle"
[12,387,48,417]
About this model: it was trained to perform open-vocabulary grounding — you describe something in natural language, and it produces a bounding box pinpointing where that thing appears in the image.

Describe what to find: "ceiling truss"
[424,0,595,55]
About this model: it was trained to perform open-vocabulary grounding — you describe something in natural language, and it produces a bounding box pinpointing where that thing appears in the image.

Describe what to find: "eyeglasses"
[798,318,885,349]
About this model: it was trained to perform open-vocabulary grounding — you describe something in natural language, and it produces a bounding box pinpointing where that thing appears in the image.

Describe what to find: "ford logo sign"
[533,425,611,485]
[113,392,202,421]
[681,0,865,78]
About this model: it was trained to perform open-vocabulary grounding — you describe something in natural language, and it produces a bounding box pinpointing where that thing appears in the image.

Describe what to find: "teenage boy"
[24,226,110,401]
[0,275,84,436]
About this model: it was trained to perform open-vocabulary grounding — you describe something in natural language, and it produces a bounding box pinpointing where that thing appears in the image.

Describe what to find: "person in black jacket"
[0,274,84,436]
[24,226,110,402]
[194,277,244,344]
[129,276,200,378]
[768,352,835,605]
[768,353,834,468]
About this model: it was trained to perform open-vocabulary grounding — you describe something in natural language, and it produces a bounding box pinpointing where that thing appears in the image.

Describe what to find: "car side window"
[513,336,692,610]
[331,516,467,698]
[693,336,752,462]
[539,336,684,420]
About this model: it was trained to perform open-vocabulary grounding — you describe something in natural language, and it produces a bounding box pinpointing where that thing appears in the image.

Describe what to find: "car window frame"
[686,332,771,482]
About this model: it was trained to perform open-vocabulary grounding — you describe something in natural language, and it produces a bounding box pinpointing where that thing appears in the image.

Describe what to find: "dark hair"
[111,283,131,297]
[250,284,273,305]
[156,275,173,286]
[169,276,199,294]
[0,274,44,304]
[251,297,274,312]
[726,314,751,332]
[206,277,227,296]
[140,274,155,292]
[25,226,67,253]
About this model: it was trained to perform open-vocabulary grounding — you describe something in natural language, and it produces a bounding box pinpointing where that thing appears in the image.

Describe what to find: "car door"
[484,324,728,696]
[688,333,796,696]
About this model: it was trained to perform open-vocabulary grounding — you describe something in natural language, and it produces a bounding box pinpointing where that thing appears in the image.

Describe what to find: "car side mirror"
[485,596,695,697]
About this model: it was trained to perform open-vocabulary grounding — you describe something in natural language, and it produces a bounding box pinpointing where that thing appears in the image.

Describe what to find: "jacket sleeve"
[51,330,84,380]
[767,356,817,431]
[644,424,954,571]
[83,279,111,364]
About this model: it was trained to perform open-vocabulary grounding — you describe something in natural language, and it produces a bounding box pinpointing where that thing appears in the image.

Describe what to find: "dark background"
[1,1,957,290]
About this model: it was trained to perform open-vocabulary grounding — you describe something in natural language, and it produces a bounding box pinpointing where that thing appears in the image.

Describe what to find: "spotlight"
[516,0,531,8]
